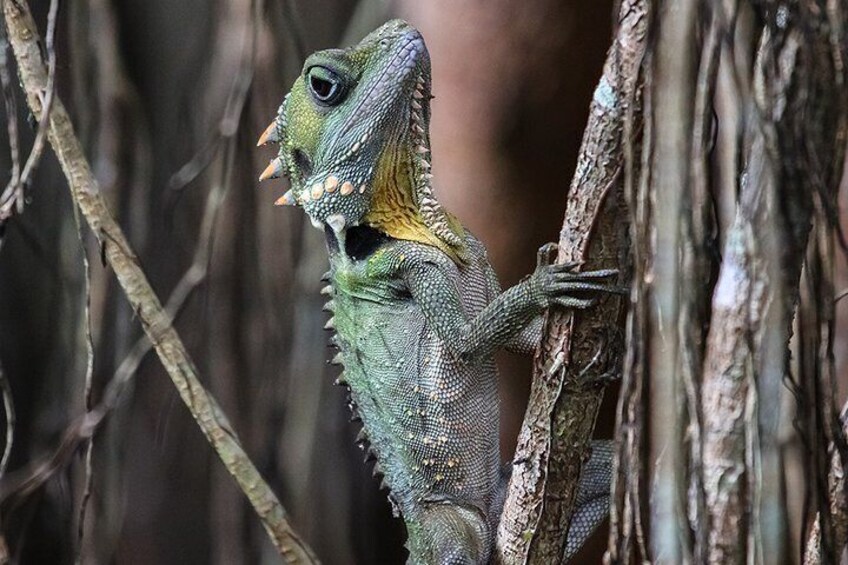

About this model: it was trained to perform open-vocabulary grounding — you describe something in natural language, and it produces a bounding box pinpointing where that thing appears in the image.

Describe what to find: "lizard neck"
[364,143,466,264]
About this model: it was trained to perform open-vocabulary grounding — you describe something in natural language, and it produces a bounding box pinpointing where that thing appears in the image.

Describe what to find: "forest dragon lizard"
[258,20,616,564]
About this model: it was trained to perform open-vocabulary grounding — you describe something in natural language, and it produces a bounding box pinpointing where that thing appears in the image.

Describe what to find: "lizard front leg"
[402,243,619,364]
[482,261,543,355]
[504,316,545,355]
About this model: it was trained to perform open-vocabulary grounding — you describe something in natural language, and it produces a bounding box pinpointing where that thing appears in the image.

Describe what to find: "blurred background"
[6,1,841,564]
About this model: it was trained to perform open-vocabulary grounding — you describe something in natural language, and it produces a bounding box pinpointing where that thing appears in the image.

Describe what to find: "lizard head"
[259,19,466,262]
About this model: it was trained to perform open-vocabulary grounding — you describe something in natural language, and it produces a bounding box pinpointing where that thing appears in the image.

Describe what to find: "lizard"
[258,19,617,564]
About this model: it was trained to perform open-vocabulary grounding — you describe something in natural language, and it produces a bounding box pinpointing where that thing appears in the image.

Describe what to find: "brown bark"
[701,3,848,564]
[804,418,848,565]
[495,1,647,561]
[605,31,654,563]
[649,1,700,561]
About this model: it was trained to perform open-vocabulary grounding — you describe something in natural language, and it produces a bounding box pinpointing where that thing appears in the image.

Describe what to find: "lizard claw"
[536,243,560,268]
[536,243,586,272]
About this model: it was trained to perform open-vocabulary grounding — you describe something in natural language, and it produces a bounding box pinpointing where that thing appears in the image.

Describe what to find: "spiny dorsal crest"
[409,75,463,248]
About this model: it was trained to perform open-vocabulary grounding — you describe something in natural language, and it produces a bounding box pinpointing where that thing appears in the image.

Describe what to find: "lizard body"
[259,20,614,564]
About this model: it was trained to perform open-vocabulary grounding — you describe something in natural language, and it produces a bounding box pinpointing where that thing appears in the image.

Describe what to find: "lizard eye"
[307,66,346,106]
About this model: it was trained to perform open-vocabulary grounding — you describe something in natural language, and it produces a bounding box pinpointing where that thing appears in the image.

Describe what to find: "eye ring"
[307,66,346,106]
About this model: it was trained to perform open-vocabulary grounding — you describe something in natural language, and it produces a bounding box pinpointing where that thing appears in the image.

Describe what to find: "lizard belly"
[332,283,500,517]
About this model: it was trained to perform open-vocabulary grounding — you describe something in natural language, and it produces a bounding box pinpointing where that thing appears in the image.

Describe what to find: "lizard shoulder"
[387,239,459,279]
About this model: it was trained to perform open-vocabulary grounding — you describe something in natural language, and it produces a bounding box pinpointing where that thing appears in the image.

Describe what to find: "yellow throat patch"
[363,149,466,264]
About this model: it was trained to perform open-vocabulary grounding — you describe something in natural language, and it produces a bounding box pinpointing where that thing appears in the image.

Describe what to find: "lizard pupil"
[310,75,338,102]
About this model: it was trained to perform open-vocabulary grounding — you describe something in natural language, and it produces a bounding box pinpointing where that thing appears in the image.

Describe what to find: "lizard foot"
[531,244,625,310]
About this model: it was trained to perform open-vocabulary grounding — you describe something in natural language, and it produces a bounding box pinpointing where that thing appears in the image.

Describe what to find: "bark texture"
[606,1,848,564]
[702,7,847,564]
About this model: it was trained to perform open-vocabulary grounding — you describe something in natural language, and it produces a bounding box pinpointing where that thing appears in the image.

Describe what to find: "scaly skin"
[259,20,615,564]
